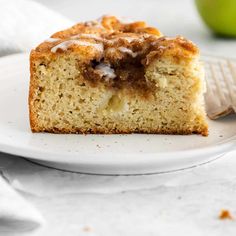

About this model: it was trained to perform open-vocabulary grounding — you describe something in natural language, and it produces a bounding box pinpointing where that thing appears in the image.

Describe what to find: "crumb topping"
[35,15,198,63]
[32,15,199,95]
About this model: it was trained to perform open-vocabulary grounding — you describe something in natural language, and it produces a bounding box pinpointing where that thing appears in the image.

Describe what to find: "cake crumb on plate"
[219,209,233,220]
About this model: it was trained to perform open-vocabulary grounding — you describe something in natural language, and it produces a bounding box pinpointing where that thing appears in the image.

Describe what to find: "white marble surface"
[1,0,236,235]
[1,152,236,236]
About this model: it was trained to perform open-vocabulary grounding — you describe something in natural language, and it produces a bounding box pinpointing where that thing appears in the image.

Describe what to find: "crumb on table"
[219,209,233,220]
[83,226,92,232]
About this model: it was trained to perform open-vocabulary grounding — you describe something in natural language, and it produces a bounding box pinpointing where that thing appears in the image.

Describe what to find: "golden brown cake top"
[32,15,199,65]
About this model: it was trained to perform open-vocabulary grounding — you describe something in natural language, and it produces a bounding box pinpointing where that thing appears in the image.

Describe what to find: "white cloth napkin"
[0,175,44,233]
[0,0,73,232]
[0,0,73,56]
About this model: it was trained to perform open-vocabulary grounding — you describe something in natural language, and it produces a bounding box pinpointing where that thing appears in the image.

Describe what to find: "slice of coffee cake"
[29,15,208,135]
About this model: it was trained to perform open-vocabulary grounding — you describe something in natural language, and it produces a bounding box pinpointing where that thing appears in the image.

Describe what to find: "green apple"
[195,0,236,37]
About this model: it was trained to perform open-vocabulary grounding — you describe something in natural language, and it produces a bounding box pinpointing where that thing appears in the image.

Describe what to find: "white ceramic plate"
[0,53,235,175]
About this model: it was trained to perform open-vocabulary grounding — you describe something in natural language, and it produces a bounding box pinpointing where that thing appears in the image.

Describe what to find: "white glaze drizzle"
[71,34,103,41]
[158,45,167,50]
[95,63,116,79]
[109,36,142,44]
[51,40,103,53]
[85,20,105,29]
[44,38,60,43]
[118,47,138,57]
